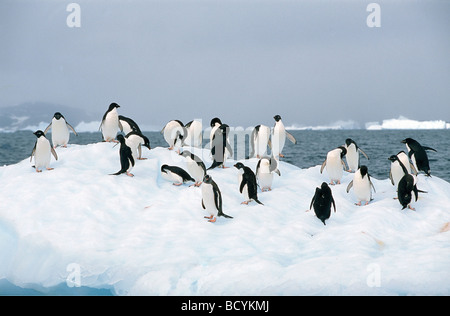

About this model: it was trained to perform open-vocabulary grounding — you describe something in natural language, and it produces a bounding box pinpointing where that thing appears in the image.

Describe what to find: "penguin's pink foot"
[241,201,249,205]
[208,217,217,223]
[126,172,134,177]
[173,182,182,186]
[46,167,54,171]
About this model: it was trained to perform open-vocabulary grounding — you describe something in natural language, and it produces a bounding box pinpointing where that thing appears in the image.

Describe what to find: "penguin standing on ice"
[271,115,297,159]
[184,120,203,148]
[344,138,369,172]
[44,112,78,148]
[100,103,122,142]
[201,174,233,222]
[180,150,207,187]
[401,138,436,177]
[389,151,417,188]
[250,125,271,158]
[30,130,58,172]
[255,156,281,192]
[310,182,336,225]
[110,134,135,177]
[346,165,376,206]
[209,117,223,148]
[320,146,347,185]
[160,164,195,186]
[208,124,233,170]
[119,115,142,135]
[125,130,151,160]
[234,162,263,205]
[161,120,187,150]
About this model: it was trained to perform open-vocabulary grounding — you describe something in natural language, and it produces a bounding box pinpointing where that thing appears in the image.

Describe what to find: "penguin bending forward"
[310,182,336,225]
[201,174,233,222]
[160,164,195,186]
[255,156,281,192]
[234,162,264,205]
[180,150,207,187]
[30,130,58,172]
[110,134,135,177]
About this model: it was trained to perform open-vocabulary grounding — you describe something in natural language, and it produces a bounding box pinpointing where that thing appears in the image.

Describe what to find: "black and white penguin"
[161,120,187,151]
[320,146,347,185]
[250,125,271,158]
[125,130,151,161]
[180,150,207,187]
[209,117,223,149]
[160,164,195,186]
[271,115,296,159]
[119,115,142,135]
[201,174,233,222]
[255,156,281,192]
[110,134,135,177]
[344,138,369,172]
[30,130,58,172]
[401,138,436,177]
[346,165,376,206]
[389,151,417,188]
[44,112,78,148]
[310,182,336,225]
[100,103,122,142]
[184,120,203,148]
[234,162,263,205]
[208,124,233,170]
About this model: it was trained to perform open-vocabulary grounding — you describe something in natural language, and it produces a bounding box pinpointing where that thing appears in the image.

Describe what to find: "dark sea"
[1,129,449,182]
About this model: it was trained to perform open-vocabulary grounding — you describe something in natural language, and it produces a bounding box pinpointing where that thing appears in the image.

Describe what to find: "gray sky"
[1,0,449,128]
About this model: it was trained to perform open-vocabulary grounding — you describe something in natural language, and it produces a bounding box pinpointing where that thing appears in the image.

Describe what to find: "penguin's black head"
[359,165,368,177]
[54,112,63,120]
[345,138,354,147]
[338,146,347,158]
[210,117,222,128]
[219,124,230,133]
[320,182,329,190]
[161,164,169,173]
[116,134,125,143]
[203,174,212,184]
[273,115,281,122]
[109,102,120,110]
[234,162,244,170]
[401,138,415,145]
[142,136,151,149]
[33,130,45,138]
[388,155,399,162]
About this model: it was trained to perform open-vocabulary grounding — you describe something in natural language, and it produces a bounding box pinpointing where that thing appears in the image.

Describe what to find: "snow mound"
[366,116,449,130]
[0,143,449,295]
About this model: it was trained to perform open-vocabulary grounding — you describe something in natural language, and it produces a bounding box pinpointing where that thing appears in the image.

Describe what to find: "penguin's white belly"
[254,126,270,157]
[125,137,140,160]
[202,184,218,216]
[327,156,343,181]
[51,120,70,146]
[390,163,405,187]
[102,110,119,141]
[346,147,358,171]
[258,172,273,190]
[353,176,372,202]
[164,121,183,147]
[35,138,51,169]
[272,129,286,156]
[161,171,182,184]
[185,120,202,148]
[187,161,204,182]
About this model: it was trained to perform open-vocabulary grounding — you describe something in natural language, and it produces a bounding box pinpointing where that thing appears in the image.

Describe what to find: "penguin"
[30,130,58,172]
[234,162,264,205]
[160,164,195,186]
[389,151,417,188]
[161,120,187,150]
[209,117,223,149]
[346,165,376,206]
[44,112,78,148]
[180,150,207,187]
[388,154,426,210]
[271,115,296,159]
[208,124,233,170]
[255,156,281,192]
[320,146,347,185]
[184,120,203,148]
[250,125,271,158]
[201,174,233,222]
[100,103,122,142]
[110,134,135,177]
[125,130,151,161]
[119,115,142,135]
[401,138,437,177]
[310,182,336,225]
[344,138,369,172]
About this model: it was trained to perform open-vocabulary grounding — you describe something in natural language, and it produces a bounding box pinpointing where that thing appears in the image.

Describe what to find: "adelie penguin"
[250,125,271,158]
[389,151,417,188]
[44,112,78,148]
[160,164,195,186]
[30,130,58,173]
[184,120,203,148]
[208,124,233,170]
[119,115,142,135]
[255,156,281,192]
[344,138,369,172]
[401,138,436,177]
[234,162,264,205]
[271,115,296,159]
[110,134,135,177]
[346,165,376,206]
[180,150,207,187]
[100,103,122,142]
[125,130,151,161]
[201,174,233,223]
[320,146,347,185]
[310,182,336,225]
[161,120,187,151]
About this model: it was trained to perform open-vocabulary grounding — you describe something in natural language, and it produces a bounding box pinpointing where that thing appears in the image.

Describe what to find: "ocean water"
[0,129,449,182]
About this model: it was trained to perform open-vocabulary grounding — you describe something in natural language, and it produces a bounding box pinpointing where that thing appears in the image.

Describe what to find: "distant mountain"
[0,102,101,132]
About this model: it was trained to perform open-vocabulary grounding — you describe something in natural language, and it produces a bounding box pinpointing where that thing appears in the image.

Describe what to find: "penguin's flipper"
[51,146,58,161]
[30,142,37,162]
[346,180,354,193]
[44,123,52,135]
[201,199,205,210]
[359,148,369,160]
[285,131,297,144]
[212,181,222,212]
[66,122,78,136]
[413,186,419,202]
[320,160,327,174]
[370,179,376,193]
[239,177,248,194]
[268,138,272,149]
[331,195,336,213]
[389,171,394,186]
[423,146,437,152]
[410,163,418,176]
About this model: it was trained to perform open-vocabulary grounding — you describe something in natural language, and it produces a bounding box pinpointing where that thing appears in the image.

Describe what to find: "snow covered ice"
[0,142,449,295]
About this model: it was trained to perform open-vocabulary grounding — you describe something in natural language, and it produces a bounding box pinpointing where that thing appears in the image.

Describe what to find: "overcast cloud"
[1,0,449,128]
